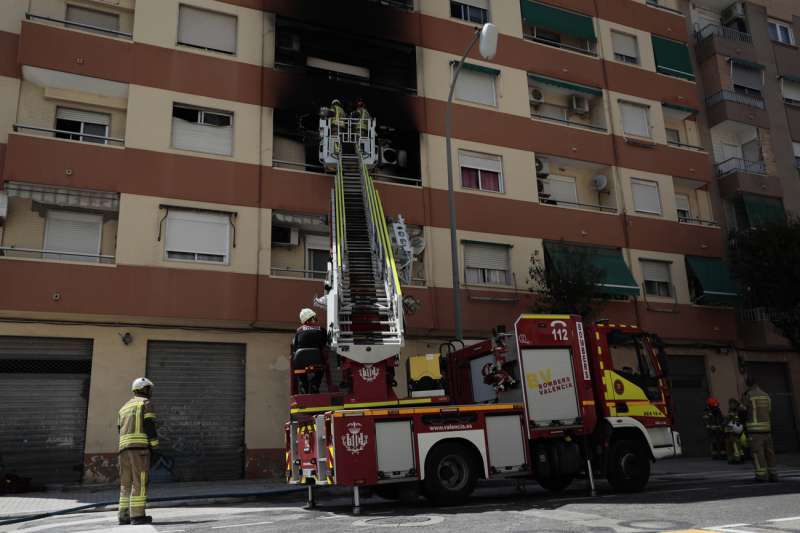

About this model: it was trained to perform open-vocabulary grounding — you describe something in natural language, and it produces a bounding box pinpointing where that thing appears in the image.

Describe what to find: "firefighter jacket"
[702,407,724,430]
[352,107,371,131]
[742,385,772,434]
[291,324,327,355]
[331,104,346,126]
[118,395,159,452]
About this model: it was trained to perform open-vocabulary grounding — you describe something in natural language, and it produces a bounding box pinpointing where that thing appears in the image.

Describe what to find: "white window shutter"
[56,108,110,125]
[783,79,800,101]
[458,0,489,8]
[732,65,762,90]
[675,194,691,212]
[547,175,578,203]
[454,69,496,106]
[178,5,237,54]
[620,102,650,137]
[463,243,509,271]
[165,210,230,258]
[172,114,233,156]
[612,32,638,58]
[641,260,670,283]
[44,210,102,262]
[632,179,662,214]
[458,151,502,172]
[66,6,120,31]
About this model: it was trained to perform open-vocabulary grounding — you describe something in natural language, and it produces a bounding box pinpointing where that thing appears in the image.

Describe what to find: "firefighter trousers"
[749,432,777,481]
[118,448,150,519]
[725,433,743,463]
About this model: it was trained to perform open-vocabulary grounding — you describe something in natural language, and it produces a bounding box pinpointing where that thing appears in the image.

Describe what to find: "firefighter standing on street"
[352,97,371,137]
[724,398,745,464]
[702,397,726,460]
[741,375,778,482]
[117,377,159,525]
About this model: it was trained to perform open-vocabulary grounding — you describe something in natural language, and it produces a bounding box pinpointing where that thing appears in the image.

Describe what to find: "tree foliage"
[528,243,609,321]
[730,217,800,351]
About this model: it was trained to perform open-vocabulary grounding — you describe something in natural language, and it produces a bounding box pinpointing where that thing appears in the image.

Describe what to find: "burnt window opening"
[275,17,417,95]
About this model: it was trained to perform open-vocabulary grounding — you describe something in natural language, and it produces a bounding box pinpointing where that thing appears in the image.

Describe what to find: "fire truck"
[285,112,681,512]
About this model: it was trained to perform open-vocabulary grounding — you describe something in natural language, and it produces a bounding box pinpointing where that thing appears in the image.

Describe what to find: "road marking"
[211,522,274,529]
[768,516,800,523]
[12,516,115,532]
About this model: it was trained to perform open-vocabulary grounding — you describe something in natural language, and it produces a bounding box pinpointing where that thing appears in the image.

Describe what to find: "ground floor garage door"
[147,341,245,481]
[746,362,799,452]
[0,336,92,485]
[668,355,710,457]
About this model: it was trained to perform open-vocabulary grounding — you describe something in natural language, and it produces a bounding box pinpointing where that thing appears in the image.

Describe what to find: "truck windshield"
[607,330,661,401]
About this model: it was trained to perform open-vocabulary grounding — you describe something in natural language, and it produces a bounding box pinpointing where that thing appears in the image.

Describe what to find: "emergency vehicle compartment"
[520,348,581,427]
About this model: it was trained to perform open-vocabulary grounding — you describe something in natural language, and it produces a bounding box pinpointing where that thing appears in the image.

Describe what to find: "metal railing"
[522,32,598,57]
[706,90,765,109]
[270,266,327,279]
[13,124,125,146]
[678,215,720,227]
[537,195,617,213]
[740,307,787,322]
[25,13,133,39]
[530,103,607,132]
[0,246,115,264]
[272,158,423,187]
[715,157,767,176]
[696,24,753,44]
[668,140,705,151]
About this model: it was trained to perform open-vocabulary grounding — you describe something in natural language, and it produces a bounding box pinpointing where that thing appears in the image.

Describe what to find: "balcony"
[739,308,792,348]
[715,157,765,176]
[696,24,752,45]
[705,90,769,129]
[13,124,124,147]
[0,182,119,265]
[25,12,133,40]
[535,155,616,213]
[521,2,598,58]
[528,74,606,133]
[674,177,719,227]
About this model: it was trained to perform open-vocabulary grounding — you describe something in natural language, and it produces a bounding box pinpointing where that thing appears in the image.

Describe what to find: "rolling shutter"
[732,64,762,90]
[171,109,233,156]
[178,5,237,54]
[641,260,670,283]
[459,151,502,172]
[464,242,510,271]
[0,337,92,485]
[44,210,103,262]
[528,74,602,96]
[454,67,497,106]
[65,5,120,31]
[782,79,800,101]
[620,102,650,137]
[612,32,638,59]
[147,341,246,481]
[546,175,578,203]
[521,1,596,40]
[56,107,110,125]
[652,36,694,81]
[165,210,230,258]
[632,179,662,214]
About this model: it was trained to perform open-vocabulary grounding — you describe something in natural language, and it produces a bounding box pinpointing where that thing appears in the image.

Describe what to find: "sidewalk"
[652,452,800,476]
[0,479,304,521]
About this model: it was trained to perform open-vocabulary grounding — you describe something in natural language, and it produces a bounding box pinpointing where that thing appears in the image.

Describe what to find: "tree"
[730,217,800,351]
[528,243,609,321]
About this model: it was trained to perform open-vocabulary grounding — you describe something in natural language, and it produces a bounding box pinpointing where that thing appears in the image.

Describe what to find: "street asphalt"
[3,462,799,533]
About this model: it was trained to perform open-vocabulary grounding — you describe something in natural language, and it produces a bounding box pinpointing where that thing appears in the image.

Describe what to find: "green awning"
[528,74,602,96]
[686,256,738,306]
[663,102,698,115]
[742,194,785,226]
[652,36,695,81]
[521,0,596,41]
[781,74,800,83]
[544,242,640,296]
[451,60,501,76]
[730,58,765,70]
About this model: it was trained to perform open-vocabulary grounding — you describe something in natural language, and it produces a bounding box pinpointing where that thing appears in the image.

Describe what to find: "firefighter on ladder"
[351,97,371,138]
[117,377,159,525]
[292,308,329,394]
[329,98,346,154]
[741,375,778,482]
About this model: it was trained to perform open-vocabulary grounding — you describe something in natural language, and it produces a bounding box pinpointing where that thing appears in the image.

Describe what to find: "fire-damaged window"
[607,330,661,401]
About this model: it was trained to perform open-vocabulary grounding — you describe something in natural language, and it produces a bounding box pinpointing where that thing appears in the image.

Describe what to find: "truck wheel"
[423,442,479,505]
[537,475,573,493]
[607,439,650,492]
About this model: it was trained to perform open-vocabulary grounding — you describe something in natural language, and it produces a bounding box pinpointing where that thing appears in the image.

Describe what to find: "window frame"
[54,107,111,145]
[665,127,681,144]
[164,209,232,265]
[768,19,795,45]
[452,64,498,107]
[43,209,103,263]
[611,30,639,65]
[463,241,512,287]
[304,233,329,280]
[631,178,663,215]
[177,4,239,56]
[171,103,234,156]
[450,1,490,24]
[675,193,692,221]
[458,150,504,193]
[640,259,673,298]
[619,101,651,138]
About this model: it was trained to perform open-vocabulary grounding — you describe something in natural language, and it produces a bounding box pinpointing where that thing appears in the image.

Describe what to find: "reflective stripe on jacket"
[743,385,771,433]
[118,396,159,451]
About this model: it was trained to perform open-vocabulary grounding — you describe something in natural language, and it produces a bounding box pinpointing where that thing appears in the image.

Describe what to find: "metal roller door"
[668,355,709,457]
[147,341,245,481]
[0,337,92,485]
[746,362,799,452]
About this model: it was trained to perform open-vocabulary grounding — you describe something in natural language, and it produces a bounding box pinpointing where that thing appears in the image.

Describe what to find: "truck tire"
[423,442,479,505]
[537,475,573,493]
[607,439,650,493]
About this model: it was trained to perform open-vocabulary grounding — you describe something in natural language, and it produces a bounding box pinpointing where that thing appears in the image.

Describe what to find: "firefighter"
[742,375,778,482]
[117,377,159,525]
[725,398,745,464]
[702,397,725,460]
[292,308,328,394]
[351,97,371,138]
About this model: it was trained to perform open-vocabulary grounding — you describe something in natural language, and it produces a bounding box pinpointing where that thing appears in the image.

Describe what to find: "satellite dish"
[591,175,608,191]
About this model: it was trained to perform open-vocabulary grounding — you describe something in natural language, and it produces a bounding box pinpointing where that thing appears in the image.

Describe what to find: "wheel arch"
[418,433,487,480]
[603,417,655,460]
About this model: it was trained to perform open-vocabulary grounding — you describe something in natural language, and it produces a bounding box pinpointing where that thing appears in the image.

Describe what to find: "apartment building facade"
[0,0,797,485]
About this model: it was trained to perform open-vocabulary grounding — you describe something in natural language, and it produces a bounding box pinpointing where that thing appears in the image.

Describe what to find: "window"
[665,128,681,144]
[55,107,110,144]
[171,104,233,156]
[464,242,511,286]
[453,63,498,107]
[620,101,651,138]
[631,178,662,215]
[607,330,662,401]
[675,193,691,221]
[793,142,800,169]
[768,19,795,45]
[450,0,489,24]
[459,151,503,192]
[782,78,800,104]
[640,260,672,297]
[305,234,328,280]
[43,210,103,263]
[542,174,578,205]
[165,209,231,264]
[611,31,639,64]
[65,5,120,33]
[732,63,762,96]
[177,4,237,55]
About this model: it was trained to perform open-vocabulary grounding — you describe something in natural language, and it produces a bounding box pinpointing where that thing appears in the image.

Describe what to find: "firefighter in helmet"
[117,377,159,525]
[351,97,371,138]
[724,398,745,464]
[742,375,778,481]
[702,397,725,460]
[291,308,328,394]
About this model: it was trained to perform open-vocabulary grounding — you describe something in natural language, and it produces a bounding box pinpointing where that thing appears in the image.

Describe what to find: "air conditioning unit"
[272,226,299,247]
[529,87,544,105]
[535,157,550,177]
[721,2,744,24]
[380,146,399,166]
[571,95,590,115]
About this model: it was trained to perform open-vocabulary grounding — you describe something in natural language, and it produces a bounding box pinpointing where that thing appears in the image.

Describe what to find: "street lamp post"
[445,23,498,341]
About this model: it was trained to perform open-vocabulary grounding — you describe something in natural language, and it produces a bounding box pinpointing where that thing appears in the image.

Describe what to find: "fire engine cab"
[284,113,681,513]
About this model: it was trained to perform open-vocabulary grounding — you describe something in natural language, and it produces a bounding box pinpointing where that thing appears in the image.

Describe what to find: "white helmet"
[131,377,154,392]
[299,308,317,324]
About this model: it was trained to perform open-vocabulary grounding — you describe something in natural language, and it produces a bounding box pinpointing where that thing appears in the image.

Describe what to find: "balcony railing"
[531,103,607,132]
[271,265,425,286]
[696,24,753,44]
[678,215,720,227]
[706,90,765,110]
[715,157,767,176]
[272,158,422,187]
[668,140,705,151]
[740,307,787,322]
[13,124,125,147]
[25,13,133,39]
[538,195,617,214]
[0,246,115,264]
[522,32,598,57]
